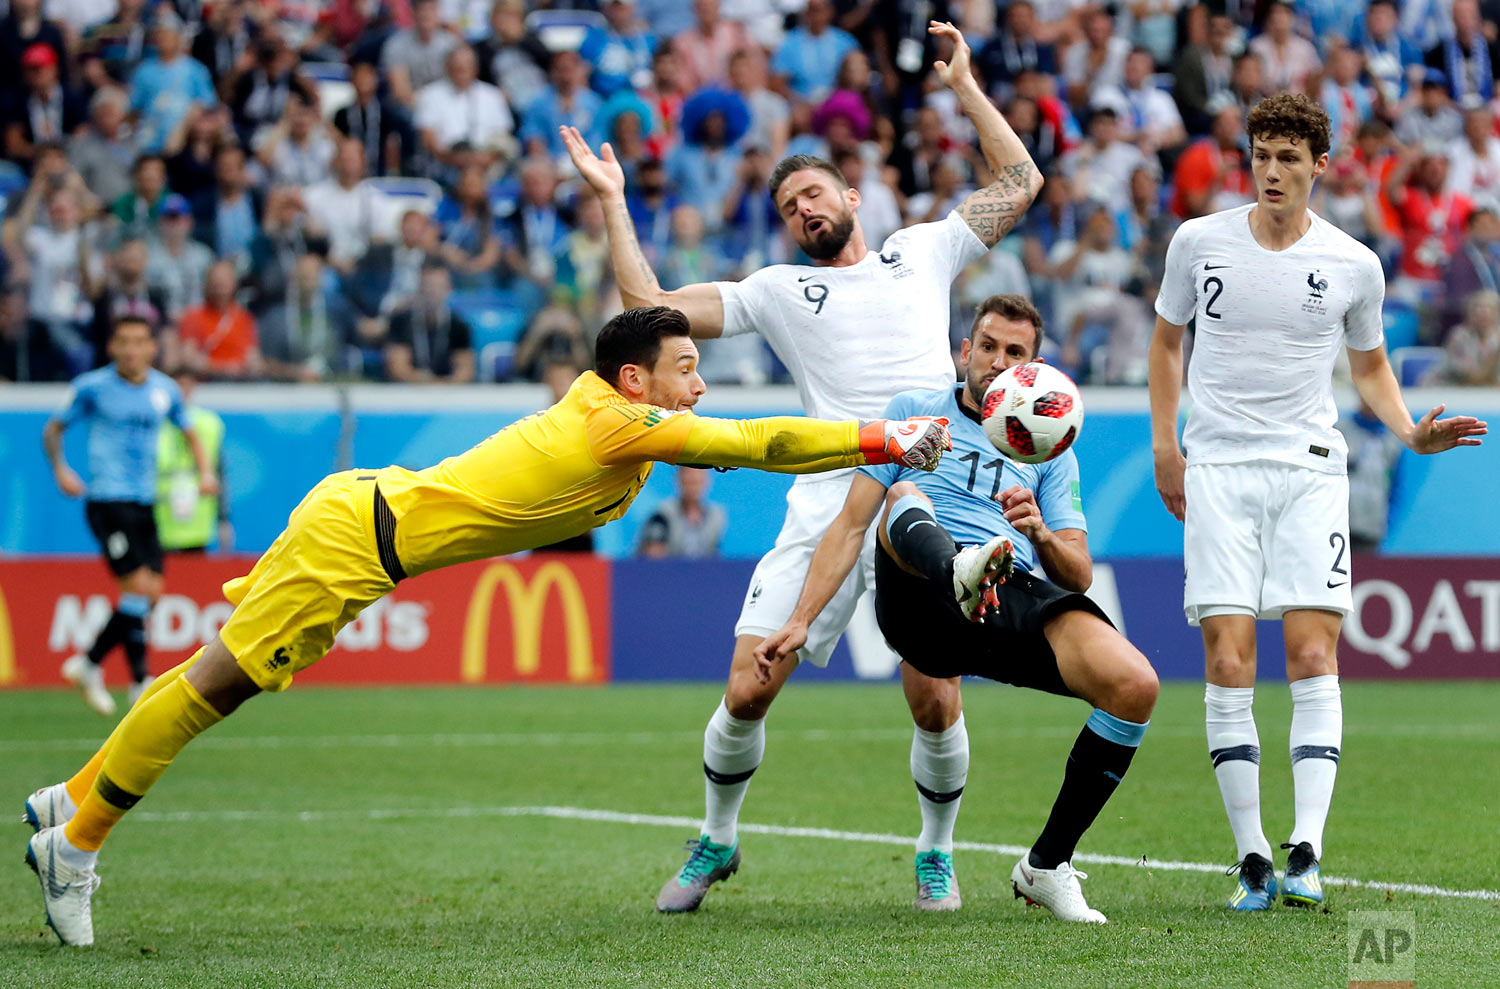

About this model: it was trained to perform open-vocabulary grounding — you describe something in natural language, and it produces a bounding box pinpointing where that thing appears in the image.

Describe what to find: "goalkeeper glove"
[859,416,952,471]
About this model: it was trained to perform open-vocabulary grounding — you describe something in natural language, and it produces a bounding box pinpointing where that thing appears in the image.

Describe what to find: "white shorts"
[735,472,880,667]
[1183,461,1353,626]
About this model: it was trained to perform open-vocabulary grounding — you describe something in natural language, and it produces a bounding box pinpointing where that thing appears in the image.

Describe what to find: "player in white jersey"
[1149,94,1487,912]
[564,21,1044,913]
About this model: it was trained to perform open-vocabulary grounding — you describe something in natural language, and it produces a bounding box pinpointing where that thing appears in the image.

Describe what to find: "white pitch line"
[3,720,1494,752]
[127,802,1500,903]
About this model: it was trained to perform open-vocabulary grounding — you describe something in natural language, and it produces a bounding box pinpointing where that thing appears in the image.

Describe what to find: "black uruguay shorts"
[85,500,164,577]
[873,543,1113,694]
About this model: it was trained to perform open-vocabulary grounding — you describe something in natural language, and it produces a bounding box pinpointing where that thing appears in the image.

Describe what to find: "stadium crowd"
[1,0,1499,388]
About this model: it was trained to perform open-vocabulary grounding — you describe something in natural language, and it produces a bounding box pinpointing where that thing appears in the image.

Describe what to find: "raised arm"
[561,126,728,337]
[753,474,889,680]
[930,21,1044,248]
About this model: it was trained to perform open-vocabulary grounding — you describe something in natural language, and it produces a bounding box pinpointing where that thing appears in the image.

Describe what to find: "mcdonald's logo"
[460,561,601,683]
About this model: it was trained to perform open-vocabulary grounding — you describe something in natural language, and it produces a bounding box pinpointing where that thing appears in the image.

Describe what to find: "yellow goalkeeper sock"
[64,649,204,807]
[64,674,222,852]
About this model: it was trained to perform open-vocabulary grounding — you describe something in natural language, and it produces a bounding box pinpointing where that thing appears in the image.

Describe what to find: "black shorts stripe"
[1291,744,1341,764]
[94,772,143,810]
[1210,744,1261,767]
[372,484,408,584]
[914,780,965,804]
[703,762,757,786]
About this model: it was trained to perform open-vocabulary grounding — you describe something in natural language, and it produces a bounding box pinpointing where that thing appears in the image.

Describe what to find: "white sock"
[911,714,968,855]
[55,830,98,870]
[1205,684,1272,862]
[701,699,764,847]
[1288,674,1342,860]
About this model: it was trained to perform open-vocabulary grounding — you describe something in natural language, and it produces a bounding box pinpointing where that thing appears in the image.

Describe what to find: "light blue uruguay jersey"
[53,367,187,504]
[858,386,1086,573]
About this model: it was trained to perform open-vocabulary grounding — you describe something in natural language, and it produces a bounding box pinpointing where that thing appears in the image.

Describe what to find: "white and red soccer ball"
[980,362,1085,464]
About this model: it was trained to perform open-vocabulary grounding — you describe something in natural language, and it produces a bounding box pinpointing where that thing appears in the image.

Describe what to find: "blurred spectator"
[1386,143,1473,304]
[673,0,750,92]
[905,154,971,224]
[334,59,411,177]
[636,468,726,557]
[1401,0,1450,52]
[518,50,602,161]
[260,249,355,381]
[473,0,549,113]
[230,38,316,148]
[659,203,723,289]
[385,261,475,383]
[190,0,254,87]
[1132,0,1183,67]
[637,0,697,39]
[1060,106,1152,216]
[0,285,38,381]
[1433,289,1500,384]
[306,139,377,273]
[155,367,232,553]
[553,190,615,328]
[978,0,1058,102]
[580,0,656,96]
[1336,398,1403,552]
[247,186,317,307]
[415,44,513,173]
[892,105,956,198]
[1321,46,1375,153]
[382,0,459,108]
[129,11,216,153]
[596,88,657,184]
[1395,71,1463,145]
[254,93,336,188]
[4,43,88,171]
[1299,0,1367,56]
[110,154,169,238]
[1173,10,1233,135]
[513,304,589,383]
[351,209,438,333]
[147,194,215,320]
[1446,106,1500,209]
[667,88,749,234]
[1117,164,1174,289]
[1227,51,1269,120]
[81,0,151,87]
[1358,0,1424,108]
[772,0,857,103]
[642,41,688,157]
[178,259,261,378]
[831,147,900,252]
[1022,170,1079,315]
[88,236,169,368]
[1247,2,1321,94]
[1091,47,1188,158]
[1314,156,1387,247]
[626,157,678,265]
[505,156,569,283]
[1055,202,1151,383]
[165,105,233,226]
[68,87,135,206]
[1425,0,1495,105]
[3,182,101,378]
[728,46,788,162]
[206,144,260,269]
[434,162,503,287]
[0,0,68,96]
[1063,7,1130,109]
[1170,97,1252,219]
[1440,207,1500,332]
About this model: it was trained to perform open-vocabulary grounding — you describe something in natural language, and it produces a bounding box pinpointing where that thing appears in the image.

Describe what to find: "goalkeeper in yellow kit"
[22,306,953,946]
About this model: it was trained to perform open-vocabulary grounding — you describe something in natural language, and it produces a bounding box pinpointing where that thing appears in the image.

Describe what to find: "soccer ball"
[980,363,1084,464]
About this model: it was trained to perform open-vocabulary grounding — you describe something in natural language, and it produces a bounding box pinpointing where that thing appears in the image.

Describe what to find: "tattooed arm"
[929,21,1044,248]
[561,126,728,338]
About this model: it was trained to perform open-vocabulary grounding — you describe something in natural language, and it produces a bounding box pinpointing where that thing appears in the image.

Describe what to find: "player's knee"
[907,686,961,733]
[1204,645,1254,684]
[1111,659,1159,721]
[1286,642,1336,678]
[724,668,776,721]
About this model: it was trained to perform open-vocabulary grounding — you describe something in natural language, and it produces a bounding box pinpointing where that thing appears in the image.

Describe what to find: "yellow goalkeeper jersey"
[374,371,866,576]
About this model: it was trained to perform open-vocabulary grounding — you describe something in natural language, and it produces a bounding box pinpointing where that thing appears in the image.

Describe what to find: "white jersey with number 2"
[1154,204,1385,475]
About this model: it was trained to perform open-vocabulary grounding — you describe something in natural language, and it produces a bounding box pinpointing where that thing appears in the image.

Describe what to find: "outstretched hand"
[1407,404,1487,454]
[752,623,807,684]
[560,125,626,200]
[928,20,973,90]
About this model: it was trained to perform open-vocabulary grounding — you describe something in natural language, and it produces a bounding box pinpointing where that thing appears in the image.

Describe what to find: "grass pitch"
[2,680,1497,987]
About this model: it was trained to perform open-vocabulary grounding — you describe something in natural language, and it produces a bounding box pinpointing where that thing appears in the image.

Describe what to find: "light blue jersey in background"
[53,367,187,505]
[859,386,1086,573]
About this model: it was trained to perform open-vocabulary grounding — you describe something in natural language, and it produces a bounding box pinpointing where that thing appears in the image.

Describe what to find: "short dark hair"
[110,314,154,338]
[594,306,692,386]
[768,154,848,201]
[970,294,1044,358]
[1246,92,1332,159]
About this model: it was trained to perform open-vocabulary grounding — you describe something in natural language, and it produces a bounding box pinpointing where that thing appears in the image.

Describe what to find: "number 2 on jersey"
[1202,276,1225,319]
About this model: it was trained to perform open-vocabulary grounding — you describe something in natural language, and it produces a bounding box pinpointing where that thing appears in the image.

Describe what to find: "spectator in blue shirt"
[1358,0,1425,106]
[580,0,656,96]
[771,0,858,103]
[519,49,603,161]
[129,12,215,153]
[666,88,748,236]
